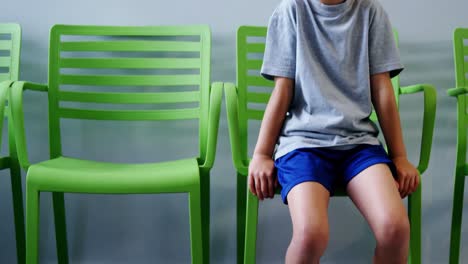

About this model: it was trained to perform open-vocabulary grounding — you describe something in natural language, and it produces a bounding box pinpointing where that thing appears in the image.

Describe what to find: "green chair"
[448,27,468,264]
[225,26,437,264]
[9,25,221,264]
[0,23,25,264]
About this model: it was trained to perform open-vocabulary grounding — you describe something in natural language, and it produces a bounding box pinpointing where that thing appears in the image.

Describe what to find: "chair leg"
[244,191,259,264]
[200,169,210,264]
[52,192,69,264]
[449,170,465,264]
[408,182,422,264]
[26,187,40,264]
[237,173,247,264]
[10,161,25,264]
[9,118,26,264]
[189,186,203,264]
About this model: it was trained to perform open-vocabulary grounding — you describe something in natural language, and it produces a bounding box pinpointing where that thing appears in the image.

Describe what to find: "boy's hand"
[392,157,419,198]
[248,153,278,200]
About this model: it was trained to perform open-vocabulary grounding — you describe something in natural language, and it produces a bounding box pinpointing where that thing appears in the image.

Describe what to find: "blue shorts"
[274,144,395,204]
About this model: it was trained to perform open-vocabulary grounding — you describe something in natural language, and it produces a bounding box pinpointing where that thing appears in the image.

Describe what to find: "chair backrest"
[0,24,21,154]
[47,25,211,158]
[0,23,21,82]
[236,26,401,157]
[453,28,468,163]
[453,28,468,89]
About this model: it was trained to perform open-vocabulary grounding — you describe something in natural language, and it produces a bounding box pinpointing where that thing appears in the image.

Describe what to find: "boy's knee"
[374,215,410,247]
[292,225,329,254]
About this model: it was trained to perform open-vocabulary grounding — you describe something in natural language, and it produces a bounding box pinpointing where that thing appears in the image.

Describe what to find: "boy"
[248,0,419,263]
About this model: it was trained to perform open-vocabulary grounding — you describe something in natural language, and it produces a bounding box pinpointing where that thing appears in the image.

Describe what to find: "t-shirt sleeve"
[368,3,404,78]
[261,1,297,81]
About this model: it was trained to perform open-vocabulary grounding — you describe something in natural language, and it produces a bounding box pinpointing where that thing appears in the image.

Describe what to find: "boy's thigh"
[287,182,330,233]
[346,163,407,230]
[275,148,339,204]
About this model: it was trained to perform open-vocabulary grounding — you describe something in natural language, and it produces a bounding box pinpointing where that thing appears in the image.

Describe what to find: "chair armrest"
[400,84,437,175]
[447,87,468,97]
[200,82,223,170]
[10,81,48,169]
[224,82,249,175]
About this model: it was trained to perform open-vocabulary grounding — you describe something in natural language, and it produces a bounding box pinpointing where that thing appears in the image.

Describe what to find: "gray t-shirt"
[261,0,403,159]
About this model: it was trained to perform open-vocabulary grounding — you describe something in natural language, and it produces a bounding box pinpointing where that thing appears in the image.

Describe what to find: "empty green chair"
[448,27,468,264]
[0,23,25,264]
[225,26,437,264]
[9,25,221,264]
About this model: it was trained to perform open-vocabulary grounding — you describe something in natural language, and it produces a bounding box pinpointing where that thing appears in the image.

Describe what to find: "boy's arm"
[370,72,419,198]
[249,77,294,200]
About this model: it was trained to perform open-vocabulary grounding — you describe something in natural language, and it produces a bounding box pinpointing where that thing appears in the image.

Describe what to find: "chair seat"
[26,156,200,194]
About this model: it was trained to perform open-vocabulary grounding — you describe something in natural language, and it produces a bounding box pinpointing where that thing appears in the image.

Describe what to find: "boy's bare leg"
[346,164,410,264]
[286,182,331,264]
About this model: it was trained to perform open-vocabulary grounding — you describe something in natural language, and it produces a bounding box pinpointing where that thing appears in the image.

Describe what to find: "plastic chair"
[225,26,437,264]
[0,23,25,264]
[448,27,468,264]
[9,25,221,264]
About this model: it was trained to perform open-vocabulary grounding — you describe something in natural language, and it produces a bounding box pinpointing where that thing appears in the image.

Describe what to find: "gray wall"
[0,0,467,263]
